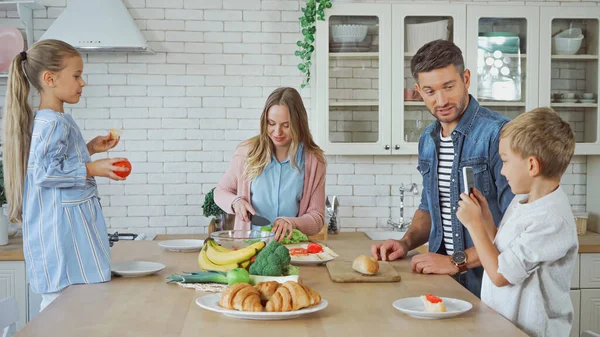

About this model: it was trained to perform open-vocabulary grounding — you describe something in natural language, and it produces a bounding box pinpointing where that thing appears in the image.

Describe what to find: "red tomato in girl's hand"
[113,160,132,178]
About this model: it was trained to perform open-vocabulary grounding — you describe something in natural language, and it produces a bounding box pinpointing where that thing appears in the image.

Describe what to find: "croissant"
[254,281,280,301]
[219,283,262,312]
[265,281,322,312]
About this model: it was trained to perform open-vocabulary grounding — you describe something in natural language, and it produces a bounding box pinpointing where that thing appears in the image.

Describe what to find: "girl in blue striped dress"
[3,40,130,311]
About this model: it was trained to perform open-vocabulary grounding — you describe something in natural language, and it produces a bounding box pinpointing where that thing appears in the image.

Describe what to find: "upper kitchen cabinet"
[315,4,392,155]
[391,4,466,154]
[465,6,540,119]
[539,7,600,155]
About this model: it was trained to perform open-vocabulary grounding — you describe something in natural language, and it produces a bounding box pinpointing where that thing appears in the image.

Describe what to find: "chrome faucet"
[387,183,419,231]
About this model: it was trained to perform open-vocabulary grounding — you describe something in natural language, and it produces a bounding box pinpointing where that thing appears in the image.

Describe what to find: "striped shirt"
[438,132,454,255]
[23,109,111,294]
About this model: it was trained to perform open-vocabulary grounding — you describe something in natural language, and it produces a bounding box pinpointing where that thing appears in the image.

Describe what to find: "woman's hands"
[272,218,294,242]
[232,198,255,222]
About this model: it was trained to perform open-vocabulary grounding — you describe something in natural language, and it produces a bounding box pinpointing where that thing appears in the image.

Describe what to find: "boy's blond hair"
[500,107,575,179]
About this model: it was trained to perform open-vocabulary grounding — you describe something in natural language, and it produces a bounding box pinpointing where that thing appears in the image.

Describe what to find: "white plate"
[392,297,473,319]
[196,293,328,320]
[558,99,578,103]
[286,244,338,266]
[158,239,204,252]
[580,99,596,103]
[111,261,166,278]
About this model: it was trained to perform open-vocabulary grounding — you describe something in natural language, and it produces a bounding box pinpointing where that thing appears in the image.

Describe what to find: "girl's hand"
[272,218,294,242]
[232,198,255,222]
[456,192,484,230]
[86,158,129,181]
[87,132,120,155]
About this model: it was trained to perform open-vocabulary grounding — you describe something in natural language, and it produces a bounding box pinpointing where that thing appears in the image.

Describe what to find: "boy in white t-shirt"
[456,107,579,337]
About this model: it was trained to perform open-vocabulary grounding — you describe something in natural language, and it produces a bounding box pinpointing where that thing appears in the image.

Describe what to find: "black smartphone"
[462,166,475,195]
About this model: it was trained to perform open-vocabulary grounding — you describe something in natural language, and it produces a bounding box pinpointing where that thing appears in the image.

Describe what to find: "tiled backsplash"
[0,0,593,235]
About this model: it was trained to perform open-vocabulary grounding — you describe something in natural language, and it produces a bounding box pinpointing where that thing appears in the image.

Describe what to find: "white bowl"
[553,28,583,55]
[331,24,368,43]
[406,19,449,53]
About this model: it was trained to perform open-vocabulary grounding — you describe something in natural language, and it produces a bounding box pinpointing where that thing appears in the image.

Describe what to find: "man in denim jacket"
[371,40,514,297]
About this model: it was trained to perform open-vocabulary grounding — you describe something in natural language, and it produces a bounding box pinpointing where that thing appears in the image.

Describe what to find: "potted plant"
[202,188,228,231]
[296,0,332,88]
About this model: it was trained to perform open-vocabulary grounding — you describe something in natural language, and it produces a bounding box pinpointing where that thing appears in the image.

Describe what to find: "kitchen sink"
[364,231,407,241]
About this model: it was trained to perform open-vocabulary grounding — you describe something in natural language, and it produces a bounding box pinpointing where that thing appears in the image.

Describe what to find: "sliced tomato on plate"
[289,248,309,256]
[306,242,323,254]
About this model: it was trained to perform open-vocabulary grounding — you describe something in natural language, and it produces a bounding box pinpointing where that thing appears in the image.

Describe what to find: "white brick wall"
[0,0,593,235]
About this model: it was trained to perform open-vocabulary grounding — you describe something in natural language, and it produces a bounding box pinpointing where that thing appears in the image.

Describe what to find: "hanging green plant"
[296,0,332,88]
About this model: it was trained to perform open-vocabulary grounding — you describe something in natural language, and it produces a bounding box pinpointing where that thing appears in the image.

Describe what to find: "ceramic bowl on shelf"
[331,24,368,43]
[553,28,583,55]
[0,26,25,72]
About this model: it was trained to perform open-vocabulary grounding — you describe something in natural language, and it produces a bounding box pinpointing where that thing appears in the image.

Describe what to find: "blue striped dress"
[23,109,111,294]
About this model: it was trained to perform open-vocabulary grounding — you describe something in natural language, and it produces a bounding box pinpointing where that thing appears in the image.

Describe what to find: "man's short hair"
[500,108,575,179]
[410,39,465,82]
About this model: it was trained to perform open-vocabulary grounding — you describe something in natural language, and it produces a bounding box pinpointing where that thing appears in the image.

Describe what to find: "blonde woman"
[3,40,129,311]
[214,87,326,241]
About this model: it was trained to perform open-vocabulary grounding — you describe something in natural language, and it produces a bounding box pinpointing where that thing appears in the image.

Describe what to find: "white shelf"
[329,100,379,107]
[551,103,598,108]
[552,55,598,60]
[0,73,8,78]
[405,52,526,58]
[329,52,379,59]
[0,1,44,11]
[404,101,425,106]
[479,101,527,107]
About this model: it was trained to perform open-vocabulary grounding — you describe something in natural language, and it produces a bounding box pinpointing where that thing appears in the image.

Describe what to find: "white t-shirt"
[481,187,578,337]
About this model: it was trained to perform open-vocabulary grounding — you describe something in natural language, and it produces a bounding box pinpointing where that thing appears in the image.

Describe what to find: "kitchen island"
[14,233,527,336]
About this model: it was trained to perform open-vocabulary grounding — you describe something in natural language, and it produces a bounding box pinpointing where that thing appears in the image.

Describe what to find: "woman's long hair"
[3,39,79,223]
[244,87,324,180]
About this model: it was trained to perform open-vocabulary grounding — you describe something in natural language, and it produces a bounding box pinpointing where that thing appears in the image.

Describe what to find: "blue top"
[23,109,111,294]
[250,143,305,229]
[417,95,514,298]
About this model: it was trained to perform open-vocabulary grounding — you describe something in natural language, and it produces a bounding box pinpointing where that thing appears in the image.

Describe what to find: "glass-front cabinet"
[539,7,600,155]
[315,4,391,155]
[465,6,540,120]
[314,3,600,155]
[392,5,466,154]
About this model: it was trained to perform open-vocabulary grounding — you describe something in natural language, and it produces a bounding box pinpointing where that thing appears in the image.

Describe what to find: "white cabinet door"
[0,261,27,330]
[573,253,581,289]
[315,3,392,155]
[581,253,600,289]
[571,290,581,337]
[540,7,600,155]
[390,4,466,155]
[581,289,600,334]
[466,6,540,118]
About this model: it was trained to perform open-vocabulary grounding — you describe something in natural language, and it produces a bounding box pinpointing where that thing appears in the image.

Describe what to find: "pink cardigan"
[214,144,326,236]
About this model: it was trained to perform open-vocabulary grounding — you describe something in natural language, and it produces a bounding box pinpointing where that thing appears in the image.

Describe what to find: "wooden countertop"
[16,232,527,337]
[577,231,600,253]
[0,237,24,261]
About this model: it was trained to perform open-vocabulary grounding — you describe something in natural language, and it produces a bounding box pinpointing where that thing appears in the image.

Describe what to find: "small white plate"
[580,99,596,103]
[286,244,338,266]
[111,261,165,278]
[392,297,473,319]
[158,239,204,252]
[558,99,578,103]
[196,293,328,320]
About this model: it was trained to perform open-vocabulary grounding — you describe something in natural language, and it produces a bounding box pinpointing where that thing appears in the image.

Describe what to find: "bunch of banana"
[198,239,265,273]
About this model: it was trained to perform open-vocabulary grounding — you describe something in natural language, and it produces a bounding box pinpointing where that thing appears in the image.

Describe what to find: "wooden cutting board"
[326,259,401,283]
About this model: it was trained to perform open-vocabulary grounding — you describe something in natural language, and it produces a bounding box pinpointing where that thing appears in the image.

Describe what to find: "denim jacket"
[417,95,514,297]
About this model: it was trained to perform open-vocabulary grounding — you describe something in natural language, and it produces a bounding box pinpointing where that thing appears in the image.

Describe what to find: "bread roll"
[352,255,380,275]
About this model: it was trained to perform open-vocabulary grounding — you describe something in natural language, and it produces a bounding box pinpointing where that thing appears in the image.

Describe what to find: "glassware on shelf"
[477,33,522,101]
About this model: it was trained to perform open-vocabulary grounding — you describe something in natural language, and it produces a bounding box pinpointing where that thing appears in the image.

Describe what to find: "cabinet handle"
[395,145,400,150]
[384,145,390,150]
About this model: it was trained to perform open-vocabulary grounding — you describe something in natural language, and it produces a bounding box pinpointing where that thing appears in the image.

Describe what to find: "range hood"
[40,0,152,53]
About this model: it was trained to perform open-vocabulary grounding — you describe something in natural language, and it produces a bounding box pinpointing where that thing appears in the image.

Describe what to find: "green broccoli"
[280,229,309,244]
[249,240,291,276]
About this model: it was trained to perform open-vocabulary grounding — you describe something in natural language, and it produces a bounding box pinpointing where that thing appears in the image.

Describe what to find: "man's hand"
[371,239,409,261]
[411,252,459,275]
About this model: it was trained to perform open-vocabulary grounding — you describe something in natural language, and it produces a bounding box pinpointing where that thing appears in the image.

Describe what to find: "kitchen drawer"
[581,254,600,289]
[572,254,580,289]
[570,290,581,337]
[581,289,600,334]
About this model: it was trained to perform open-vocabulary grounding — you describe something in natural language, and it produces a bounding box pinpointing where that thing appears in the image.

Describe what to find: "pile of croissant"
[218,281,322,312]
